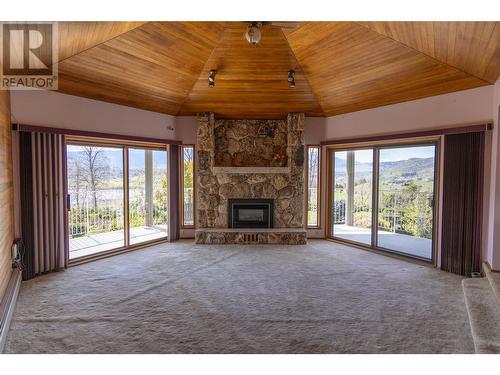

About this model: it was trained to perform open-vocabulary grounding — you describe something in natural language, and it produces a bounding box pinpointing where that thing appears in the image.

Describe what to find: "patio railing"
[68,189,124,238]
[68,189,169,238]
[183,187,194,225]
[333,188,433,238]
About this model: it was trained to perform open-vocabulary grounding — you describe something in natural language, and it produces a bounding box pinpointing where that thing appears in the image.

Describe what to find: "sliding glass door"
[329,141,438,261]
[67,144,125,259]
[67,141,169,260]
[332,149,373,245]
[376,145,436,259]
[128,148,168,245]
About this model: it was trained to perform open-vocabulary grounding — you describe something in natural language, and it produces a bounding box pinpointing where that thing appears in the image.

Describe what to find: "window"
[307,146,320,228]
[67,143,125,259]
[66,139,169,261]
[181,145,194,227]
[328,141,438,261]
[128,148,168,245]
[332,148,373,245]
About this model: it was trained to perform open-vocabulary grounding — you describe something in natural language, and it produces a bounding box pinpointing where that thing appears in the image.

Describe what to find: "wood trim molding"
[320,123,493,146]
[0,269,21,353]
[12,123,182,145]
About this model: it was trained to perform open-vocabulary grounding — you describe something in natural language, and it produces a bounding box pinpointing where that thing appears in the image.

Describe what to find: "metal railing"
[308,187,319,226]
[333,188,433,238]
[68,188,169,238]
[183,187,194,225]
[68,189,124,238]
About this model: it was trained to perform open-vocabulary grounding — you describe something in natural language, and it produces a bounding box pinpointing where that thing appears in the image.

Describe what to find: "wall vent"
[243,233,259,243]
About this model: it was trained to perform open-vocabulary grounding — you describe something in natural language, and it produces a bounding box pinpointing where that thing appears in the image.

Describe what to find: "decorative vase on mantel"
[270,152,287,167]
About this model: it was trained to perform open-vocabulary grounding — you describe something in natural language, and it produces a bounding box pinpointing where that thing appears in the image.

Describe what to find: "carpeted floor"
[5,240,474,353]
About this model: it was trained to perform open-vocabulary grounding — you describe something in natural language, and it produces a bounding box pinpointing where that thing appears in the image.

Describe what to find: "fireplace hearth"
[228,199,274,229]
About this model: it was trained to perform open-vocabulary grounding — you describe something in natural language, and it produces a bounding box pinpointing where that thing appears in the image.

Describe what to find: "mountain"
[67,149,167,170]
[334,156,435,182]
[335,157,373,174]
[379,157,435,181]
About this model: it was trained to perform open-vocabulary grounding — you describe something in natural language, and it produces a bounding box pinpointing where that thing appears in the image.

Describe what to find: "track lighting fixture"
[288,70,295,88]
[208,70,217,88]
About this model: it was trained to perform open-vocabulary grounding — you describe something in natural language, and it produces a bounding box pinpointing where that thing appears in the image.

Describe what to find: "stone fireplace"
[195,112,307,244]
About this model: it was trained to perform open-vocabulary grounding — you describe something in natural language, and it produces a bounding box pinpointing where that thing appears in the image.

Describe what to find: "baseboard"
[0,269,22,353]
[483,261,500,273]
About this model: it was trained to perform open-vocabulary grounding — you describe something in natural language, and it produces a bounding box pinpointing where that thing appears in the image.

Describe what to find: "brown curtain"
[168,144,180,241]
[19,132,34,280]
[441,132,484,276]
[20,132,68,279]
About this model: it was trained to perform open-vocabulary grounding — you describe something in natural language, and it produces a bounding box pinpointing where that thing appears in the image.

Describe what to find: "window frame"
[65,135,170,265]
[326,136,441,265]
[180,144,195,229]
[306,145,321,229]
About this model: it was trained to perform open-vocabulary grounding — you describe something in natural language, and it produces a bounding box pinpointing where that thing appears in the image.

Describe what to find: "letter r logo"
[2,23,53,76]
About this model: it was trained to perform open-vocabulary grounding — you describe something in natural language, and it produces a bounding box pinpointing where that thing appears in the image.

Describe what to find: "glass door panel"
[376,145,436,259]
[128,148,168,245]
[67,144,125,259]
[332,149,373,245]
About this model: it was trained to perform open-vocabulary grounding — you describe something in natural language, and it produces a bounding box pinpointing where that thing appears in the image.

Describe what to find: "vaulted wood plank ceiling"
[284,22,489,116]
[58,22,147,61]
[178,23,323,118]
[58,22,226,114]
[357,22,500,83]
[55,21,500,118]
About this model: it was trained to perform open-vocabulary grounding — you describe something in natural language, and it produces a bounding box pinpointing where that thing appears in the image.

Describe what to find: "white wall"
[321,86,497,268]
[325,86,494,139]
[10,90,183,140]
[487,80,500,270]
[10,87,500,265]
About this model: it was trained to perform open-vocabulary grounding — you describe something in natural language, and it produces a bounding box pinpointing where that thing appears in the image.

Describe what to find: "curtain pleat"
[169,145,180,242]
[19,132,34,280]
[441,132,484,276]
[21,132,67,279]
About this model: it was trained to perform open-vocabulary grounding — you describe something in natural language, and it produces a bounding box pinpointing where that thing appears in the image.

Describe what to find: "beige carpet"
[462,278,500,353]
[5,240,474,353]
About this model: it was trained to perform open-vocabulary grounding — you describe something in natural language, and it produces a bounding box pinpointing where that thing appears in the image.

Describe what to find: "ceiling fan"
[244,21,300,45]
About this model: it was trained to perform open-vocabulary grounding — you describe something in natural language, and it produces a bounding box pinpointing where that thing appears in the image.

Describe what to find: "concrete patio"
[333,224,432,259]
[69,226,168,259]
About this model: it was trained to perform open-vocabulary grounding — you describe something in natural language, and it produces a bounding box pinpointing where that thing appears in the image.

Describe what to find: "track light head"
[288,70,295,88]
[208,70,217,88]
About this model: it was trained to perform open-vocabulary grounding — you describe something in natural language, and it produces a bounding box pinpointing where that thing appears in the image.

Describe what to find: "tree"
[183,147,194,189]
[79,147,110,209]
[308,148,319,189]
[68,159,85,208]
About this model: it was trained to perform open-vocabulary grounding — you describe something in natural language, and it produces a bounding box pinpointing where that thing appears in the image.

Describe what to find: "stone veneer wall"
[214,119,288,167]
[196,113,305,229]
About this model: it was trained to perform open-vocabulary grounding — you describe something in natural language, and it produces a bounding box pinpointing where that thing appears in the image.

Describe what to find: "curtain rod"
[320,123,493,146]
[12,123,183,146]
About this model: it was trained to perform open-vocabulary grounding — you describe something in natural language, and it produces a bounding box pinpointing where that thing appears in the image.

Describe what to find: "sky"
[67,145,167,169]
[335,146,435,163]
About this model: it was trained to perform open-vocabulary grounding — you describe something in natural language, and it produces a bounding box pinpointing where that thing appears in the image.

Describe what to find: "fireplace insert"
[228,199,274,228]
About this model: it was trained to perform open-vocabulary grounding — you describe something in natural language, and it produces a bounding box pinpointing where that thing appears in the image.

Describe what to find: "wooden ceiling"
[55,21,500,118]
[178,24,323,118]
